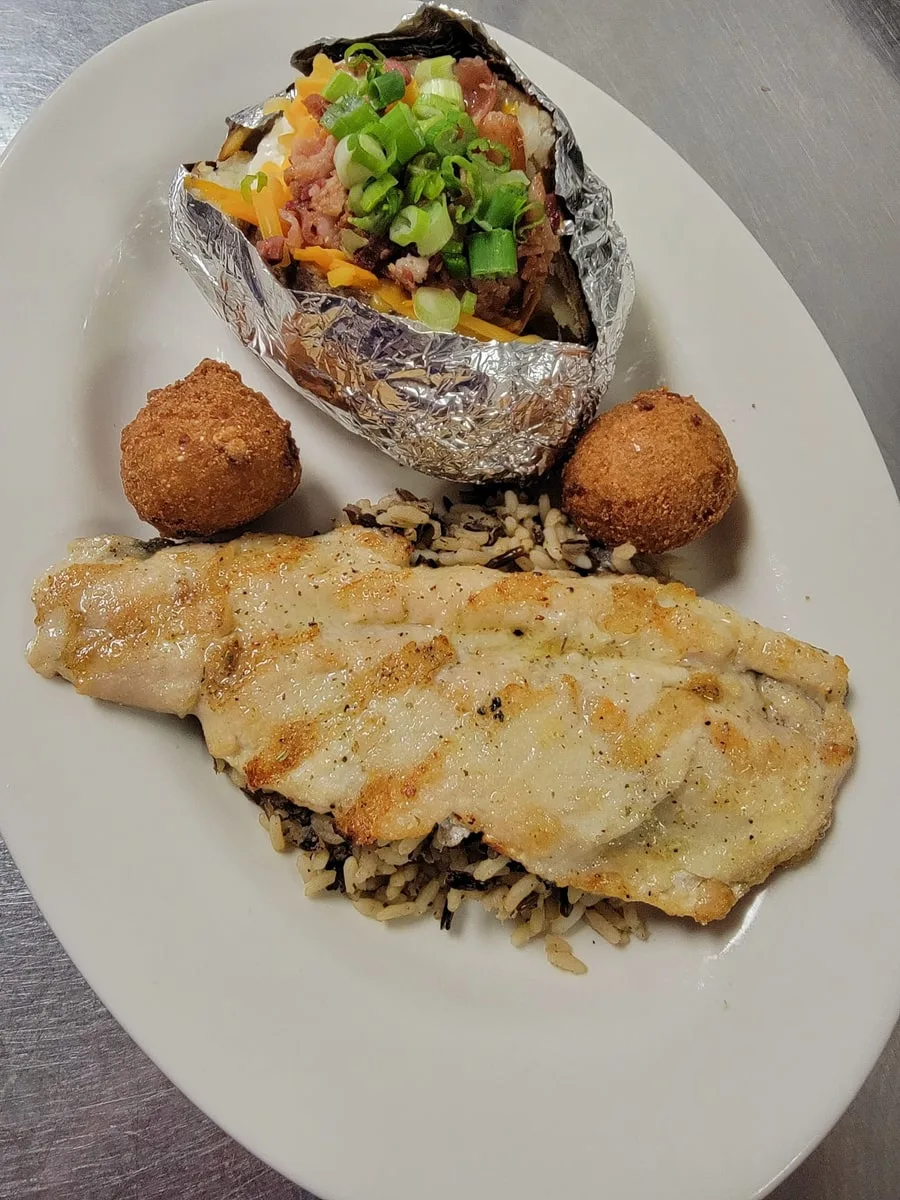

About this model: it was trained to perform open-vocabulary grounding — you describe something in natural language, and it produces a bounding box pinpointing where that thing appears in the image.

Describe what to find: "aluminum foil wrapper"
[169,4,634,482]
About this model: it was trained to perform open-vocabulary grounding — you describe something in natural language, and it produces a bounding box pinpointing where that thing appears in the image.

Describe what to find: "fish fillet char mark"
[338,752,445,845]
[348,635,456,708]
[244,718,320,791]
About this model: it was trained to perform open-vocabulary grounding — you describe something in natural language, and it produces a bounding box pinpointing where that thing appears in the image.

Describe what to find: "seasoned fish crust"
[27,525,854,923]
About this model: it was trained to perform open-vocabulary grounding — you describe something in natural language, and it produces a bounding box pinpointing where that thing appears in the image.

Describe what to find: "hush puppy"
[121,359,301,538]
[562,388,737,553]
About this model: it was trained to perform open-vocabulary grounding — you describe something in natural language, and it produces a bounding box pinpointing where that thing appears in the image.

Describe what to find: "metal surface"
[1,0,898,1196]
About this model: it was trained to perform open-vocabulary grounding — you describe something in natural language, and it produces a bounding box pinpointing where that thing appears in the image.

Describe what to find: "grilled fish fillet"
[27,525,854,922]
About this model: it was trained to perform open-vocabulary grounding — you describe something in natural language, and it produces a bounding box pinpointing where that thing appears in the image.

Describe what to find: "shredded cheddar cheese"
[185,177,257,224]
[327,264,380,290]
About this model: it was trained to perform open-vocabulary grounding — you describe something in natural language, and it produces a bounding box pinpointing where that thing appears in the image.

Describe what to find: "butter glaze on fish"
[27,525,854,922]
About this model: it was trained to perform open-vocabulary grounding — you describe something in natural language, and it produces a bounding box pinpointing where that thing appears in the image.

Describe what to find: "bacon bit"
[286,131,337,193]
[307,172,346,218]
[282,208,304,251]
[256,235,288,264]
[455,56,498,123]
[544,190,562,232]
[303,92,329,120]
[476,111,526,171]
[387,254,430,292]
[299,208,341,249]
[383,57,412,83]
[284,170,347,249]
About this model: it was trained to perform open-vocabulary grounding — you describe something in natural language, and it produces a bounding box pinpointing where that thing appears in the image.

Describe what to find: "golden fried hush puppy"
[562,388,738,553]
[121,359,301,539]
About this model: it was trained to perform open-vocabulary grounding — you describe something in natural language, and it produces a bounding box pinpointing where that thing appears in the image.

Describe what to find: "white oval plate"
[2,3,899,1198]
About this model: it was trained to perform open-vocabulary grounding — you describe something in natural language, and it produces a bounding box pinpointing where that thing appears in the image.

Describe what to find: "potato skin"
[121,359,301,539]
[562,388,737,553]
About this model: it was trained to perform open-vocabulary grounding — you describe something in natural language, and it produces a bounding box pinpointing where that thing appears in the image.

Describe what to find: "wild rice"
[253,791,649,974]
[551,901,587,935]
[341,487,659,578]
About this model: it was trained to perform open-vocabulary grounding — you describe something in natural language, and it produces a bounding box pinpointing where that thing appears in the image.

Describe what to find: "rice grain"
[585,907,625,945]
[376,901,418,921]
[267,812,286,852]
[545,935,588,974]
[305,870,337,896]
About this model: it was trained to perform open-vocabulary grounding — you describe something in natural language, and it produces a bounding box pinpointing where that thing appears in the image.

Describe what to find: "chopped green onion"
[348,182,366,215]
[349,130,395,176]
[515,200,546,239]
[467,228,518,277]
[425,113,476,157]
[413,286,462,331]
[441,155,482,222]
[340,228,369,254]
[239,171,268,203]
[389,204,431,247]
[441,240,469,278]
[405,149,446,203]
[369,69,406,108]
[414,56,456,84]
[334,135,375,189]
[405,169,443,204]
[322,70,358,102]
[404,175,425,204]
[468,137,511,172]
[477,180,529,230]
[440,154,468,189]
[349,186,401,235]
[422,170,446,201]
[356,173,399,213]
[320,96,379,140]
[350,211,384,234]
[497,169,530,189]
[344,42,384,65]
[376,102,426,164]
[386,197,452,257]
[460,290,477,315]
[413,92,466,123]
[415,198,454,256]
[418,77,464,108]
[408,150,441,172]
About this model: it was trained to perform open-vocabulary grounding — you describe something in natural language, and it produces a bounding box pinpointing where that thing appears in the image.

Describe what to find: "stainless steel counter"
[2,1,898,1196]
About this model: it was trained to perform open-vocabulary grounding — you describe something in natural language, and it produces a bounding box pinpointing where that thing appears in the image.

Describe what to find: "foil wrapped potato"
[169,5,634,481]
